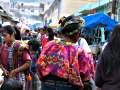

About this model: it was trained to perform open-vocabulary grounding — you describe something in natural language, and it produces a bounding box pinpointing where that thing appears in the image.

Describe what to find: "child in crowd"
[28,40,41,90]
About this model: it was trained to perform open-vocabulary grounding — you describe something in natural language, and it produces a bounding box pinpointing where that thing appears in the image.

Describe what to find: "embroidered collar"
[61,40,74,46]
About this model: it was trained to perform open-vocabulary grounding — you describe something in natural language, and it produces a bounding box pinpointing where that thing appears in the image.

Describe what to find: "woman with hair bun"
[37,15,95,90]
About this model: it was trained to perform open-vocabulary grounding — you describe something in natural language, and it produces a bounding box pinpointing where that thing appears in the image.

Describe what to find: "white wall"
[0,0,11,13]
[60,0,98,18]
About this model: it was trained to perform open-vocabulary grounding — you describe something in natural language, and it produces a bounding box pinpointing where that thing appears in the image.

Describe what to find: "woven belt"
[42,74,77,87]
[42,79,74,87]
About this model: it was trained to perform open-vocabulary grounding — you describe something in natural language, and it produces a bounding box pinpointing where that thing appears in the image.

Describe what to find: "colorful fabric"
[41,35,48,48]
[0,40,31,77]
[37,40,95,87]
[7,45,14,71]
[30,52,40,75]
[57,15,85,35]
[30,53,41,90]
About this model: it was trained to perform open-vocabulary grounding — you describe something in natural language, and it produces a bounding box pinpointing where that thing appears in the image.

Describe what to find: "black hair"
[38,27,45,32]
[2,25,16,35]
[46,27,54,41]
[0,78,23,90]
[61,23,80,35]
[58,15,83,43]
[0,24,2,33]
[61,23,81,43]
[14,26,21,40]
[0,24,2,28]
[28,39,41,51]
[2,25,22,40]
[101,24,120,75]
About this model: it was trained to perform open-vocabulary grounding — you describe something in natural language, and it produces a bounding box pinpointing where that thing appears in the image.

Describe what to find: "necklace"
[61,40,74,46]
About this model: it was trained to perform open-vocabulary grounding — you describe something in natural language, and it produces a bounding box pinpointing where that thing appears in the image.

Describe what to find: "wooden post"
[112,0,117,20]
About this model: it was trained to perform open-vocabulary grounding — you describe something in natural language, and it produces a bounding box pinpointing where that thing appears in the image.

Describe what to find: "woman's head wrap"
[57,15,85,36]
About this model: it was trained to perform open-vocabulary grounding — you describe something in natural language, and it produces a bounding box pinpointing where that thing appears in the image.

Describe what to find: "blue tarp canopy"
[83,13,117,31]
[27,23,43,30]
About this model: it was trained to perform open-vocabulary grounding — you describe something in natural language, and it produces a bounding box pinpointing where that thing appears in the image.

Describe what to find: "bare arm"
[16,61,31,73]
[9,61,31,77]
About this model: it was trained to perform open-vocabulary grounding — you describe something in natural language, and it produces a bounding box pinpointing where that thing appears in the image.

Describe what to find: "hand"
[3,68,9,77]
[96,87,101,90]
[9,69,18,78]
[0,76,4,85]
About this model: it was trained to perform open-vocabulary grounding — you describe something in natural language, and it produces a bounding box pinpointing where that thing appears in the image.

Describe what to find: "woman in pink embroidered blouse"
[37,15,95,90]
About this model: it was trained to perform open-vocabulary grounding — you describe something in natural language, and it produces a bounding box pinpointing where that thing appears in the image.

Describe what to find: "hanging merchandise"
[100,27,105,43]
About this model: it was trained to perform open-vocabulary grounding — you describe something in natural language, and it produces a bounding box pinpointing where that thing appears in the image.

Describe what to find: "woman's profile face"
[2,32,13,44]
[40,29,44,35]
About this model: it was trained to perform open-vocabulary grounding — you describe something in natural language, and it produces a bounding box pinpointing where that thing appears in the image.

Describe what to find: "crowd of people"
[0,15,119,90]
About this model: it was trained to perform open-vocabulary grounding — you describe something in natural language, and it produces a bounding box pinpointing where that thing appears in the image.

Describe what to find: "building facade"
[78,0,120,22]
[117,0,120,22]
[43,0,98,25]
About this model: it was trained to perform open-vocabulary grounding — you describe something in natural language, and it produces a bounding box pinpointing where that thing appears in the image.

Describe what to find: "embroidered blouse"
[0,41,31,76]
[41,34,48,48]
[37,40,95,87]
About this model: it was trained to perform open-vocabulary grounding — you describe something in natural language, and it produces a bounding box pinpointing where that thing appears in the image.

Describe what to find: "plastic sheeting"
[83,12,117,31]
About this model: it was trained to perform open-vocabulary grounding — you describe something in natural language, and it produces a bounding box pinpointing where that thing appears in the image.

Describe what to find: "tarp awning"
[83,12,117,31]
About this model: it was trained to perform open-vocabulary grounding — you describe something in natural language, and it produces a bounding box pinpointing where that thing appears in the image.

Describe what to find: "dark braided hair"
[45,27,54,41]
[28,39,41,51]
[57,15,85,36]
